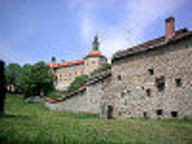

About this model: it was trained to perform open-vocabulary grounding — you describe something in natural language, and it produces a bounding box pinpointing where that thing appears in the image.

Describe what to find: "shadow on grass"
[0,114,30,120]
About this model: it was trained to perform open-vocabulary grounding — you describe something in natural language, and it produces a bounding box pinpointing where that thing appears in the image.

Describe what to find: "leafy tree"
[18,61,54,98]
[90,63,111,76]
[5,63,21,92]
[68,75,88,92]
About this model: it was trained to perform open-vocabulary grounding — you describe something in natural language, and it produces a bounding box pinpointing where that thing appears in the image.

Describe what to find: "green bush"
[46,90,61,99]
[18,61,54,98]
[68,75,88,92]
[91,63,111,76]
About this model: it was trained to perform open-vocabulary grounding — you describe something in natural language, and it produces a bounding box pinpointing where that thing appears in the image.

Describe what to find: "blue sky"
[0,0,192,65]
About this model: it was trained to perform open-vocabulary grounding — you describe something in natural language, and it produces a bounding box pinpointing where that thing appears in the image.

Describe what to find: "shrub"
[68,75,88,92]
[91,63,111,76]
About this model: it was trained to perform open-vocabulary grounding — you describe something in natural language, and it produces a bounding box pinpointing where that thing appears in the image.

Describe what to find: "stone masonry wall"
[54,63,84,91]
[45,81,104,114]
[102,37,192,119]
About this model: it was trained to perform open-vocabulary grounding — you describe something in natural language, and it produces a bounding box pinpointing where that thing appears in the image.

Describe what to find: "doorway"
[107,105,113,119]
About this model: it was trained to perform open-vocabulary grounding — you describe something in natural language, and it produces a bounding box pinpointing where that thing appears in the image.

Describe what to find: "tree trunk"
[0,60,6,115]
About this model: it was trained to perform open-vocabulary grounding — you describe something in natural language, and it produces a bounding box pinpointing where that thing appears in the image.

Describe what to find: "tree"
[68,75,88,92]
[18,61,54,98]
[5,63,21,93]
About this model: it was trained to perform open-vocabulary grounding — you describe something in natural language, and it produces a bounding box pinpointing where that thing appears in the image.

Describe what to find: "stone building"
[49,35,107,91]
[45,70,111,114]
[46,17,192,119]
[101,17,192,119]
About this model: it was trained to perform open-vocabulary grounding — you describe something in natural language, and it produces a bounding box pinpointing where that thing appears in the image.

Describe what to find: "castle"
[49,35,107,91]
[46,17,192,119]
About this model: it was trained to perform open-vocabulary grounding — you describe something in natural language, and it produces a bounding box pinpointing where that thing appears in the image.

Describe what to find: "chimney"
[165,17,175,39]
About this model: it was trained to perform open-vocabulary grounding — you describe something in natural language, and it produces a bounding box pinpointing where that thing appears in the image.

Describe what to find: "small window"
[107,105,113,119]
[127,90,131,93]
[171,111,178,118]
[175,78,182,87]
[121,92,125,98]
[156,76,165,92]
[156,109,163,116]
[92,61,95,64]
[143,112,147,118]
[124,100,127,106]
[117,75,121,81]
[148,69,154,75]
[146,89,151,96]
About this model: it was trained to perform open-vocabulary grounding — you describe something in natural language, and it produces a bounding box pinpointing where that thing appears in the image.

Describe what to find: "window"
[92,61,95,64]
[124,100,127,106]
[117,75,121,81]
[175,78,182,87]
[121,92,125,98]
[143,112,147,118]
[171,111,178,118]
[107,105,113,119]
[146,89,151,96]
[127,90,131,94]
[148,69,154,75]
[156,109,163,116]
[156,76,165,92]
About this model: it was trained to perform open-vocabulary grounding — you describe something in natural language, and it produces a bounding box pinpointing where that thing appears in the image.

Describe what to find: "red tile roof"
[45,86,87,103]
[59,59,84,67]
[48,50,105,68]
[113,28,192,62]
[88,50,104,57]
[48,62,59,68]
[49,59,84,68]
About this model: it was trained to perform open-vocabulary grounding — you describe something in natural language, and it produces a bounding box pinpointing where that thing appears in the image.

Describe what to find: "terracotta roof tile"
[88,50,103,57]
[48,62,59,68]
[59,59,84,67]
[45,86,87,103]
[49,59,84,68]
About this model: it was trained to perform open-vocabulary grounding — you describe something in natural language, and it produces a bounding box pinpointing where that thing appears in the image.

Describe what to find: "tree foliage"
[68,75,88,92]
[5,63,21,92]
[91,63,111,76]
[18,61,54,98]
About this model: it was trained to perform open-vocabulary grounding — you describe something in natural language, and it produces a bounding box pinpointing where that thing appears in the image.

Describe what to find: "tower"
[84,35,107,75]
[92,35,99,50]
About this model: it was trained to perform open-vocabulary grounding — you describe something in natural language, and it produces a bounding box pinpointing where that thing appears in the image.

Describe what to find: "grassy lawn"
[0,94,192,144]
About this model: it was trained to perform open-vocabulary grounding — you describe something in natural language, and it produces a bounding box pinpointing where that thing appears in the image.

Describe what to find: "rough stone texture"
[102,36,192,119]
[54,63,84,91]
[52,55,107,91]
[45,81,104,113]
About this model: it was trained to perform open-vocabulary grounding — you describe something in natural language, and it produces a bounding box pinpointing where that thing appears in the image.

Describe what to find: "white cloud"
[80,16,93,41]
[74,0,187,61]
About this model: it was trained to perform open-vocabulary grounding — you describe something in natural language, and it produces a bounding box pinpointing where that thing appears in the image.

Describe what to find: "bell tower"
[92,35,99,50]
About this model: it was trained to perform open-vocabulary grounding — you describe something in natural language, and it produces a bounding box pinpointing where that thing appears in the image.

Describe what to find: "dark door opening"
[107,105,113,119]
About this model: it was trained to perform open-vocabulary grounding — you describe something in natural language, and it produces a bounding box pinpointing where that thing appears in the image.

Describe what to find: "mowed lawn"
[0,94,192,144]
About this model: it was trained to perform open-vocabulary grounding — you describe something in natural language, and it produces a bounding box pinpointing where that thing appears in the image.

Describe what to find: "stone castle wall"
[102,36,192,119]
[54,63,84,90]
[45,81,104,113]
[54,56,107,91]
[84,57,107,75]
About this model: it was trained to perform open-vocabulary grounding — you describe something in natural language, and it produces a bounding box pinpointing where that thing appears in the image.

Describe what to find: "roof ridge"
[112,28,191,62]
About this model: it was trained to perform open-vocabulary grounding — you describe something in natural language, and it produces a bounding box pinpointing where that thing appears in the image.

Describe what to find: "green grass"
[0,94,192,144]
